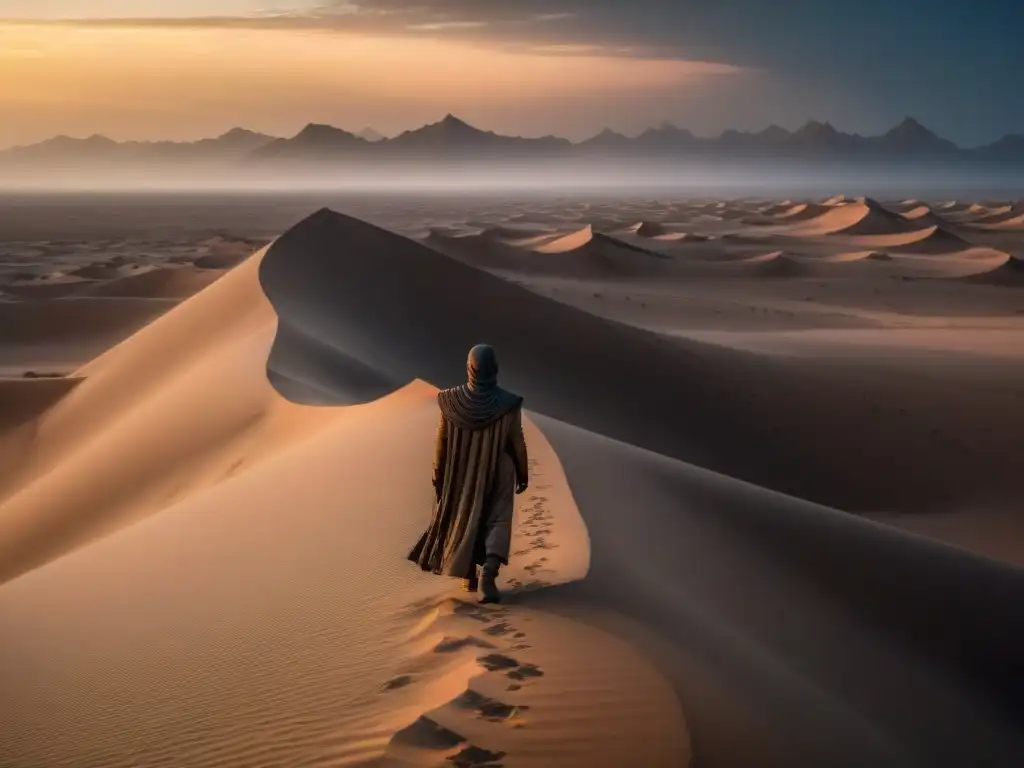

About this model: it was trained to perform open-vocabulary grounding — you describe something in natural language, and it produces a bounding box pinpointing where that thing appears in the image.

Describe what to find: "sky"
[0,0,1021,148]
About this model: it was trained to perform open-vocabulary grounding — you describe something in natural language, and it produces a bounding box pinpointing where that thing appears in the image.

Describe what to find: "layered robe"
[408,387,529,579]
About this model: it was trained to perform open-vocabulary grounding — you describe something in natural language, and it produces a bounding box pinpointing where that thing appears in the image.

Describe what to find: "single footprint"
[435,636,496,654]
[391,716,466,750]
[482,622,514,637]
[449,744,506,767]
[478,653,521,672]
[507,663,544,681]
[452,689,529,722]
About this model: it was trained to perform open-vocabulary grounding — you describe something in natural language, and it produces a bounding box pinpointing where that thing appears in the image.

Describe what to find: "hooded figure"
[408,344,529,603]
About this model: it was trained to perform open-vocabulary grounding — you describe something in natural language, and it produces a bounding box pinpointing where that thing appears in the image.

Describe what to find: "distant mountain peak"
[886,116,933,136]
[797,119,839,135]
[294,122,359,140]
[878,116,956,152]
[218,127,259,139]
[357,126,385,142]
[437,113,479,131]
[758,124,791,140]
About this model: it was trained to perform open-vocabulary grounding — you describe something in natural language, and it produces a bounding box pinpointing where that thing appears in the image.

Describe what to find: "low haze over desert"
[1,2,1023,768]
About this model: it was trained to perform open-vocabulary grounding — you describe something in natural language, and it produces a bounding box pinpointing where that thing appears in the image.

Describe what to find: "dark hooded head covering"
[438,344,523,430]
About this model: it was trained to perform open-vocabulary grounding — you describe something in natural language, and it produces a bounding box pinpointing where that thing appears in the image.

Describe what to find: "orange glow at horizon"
[0,23,745,146]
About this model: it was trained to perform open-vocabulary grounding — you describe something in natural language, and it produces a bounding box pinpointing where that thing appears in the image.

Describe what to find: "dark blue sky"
[455,0,1024,144]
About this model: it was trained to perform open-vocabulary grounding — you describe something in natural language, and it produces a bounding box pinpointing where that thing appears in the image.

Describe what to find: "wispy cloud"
[406,20,488,31]
[0,1,744,65]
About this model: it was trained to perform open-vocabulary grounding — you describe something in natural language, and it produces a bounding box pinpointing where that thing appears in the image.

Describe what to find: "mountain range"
[2,115,1022,170]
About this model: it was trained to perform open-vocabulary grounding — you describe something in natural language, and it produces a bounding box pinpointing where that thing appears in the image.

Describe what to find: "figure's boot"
[462,567,479,593]
[479,555,502,604]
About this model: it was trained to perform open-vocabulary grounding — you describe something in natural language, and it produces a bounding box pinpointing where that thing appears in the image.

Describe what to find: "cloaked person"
[409,344,529,603]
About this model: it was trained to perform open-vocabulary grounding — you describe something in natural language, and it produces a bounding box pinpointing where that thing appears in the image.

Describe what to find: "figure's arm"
[432,413,448,497]
[509,408,529,492]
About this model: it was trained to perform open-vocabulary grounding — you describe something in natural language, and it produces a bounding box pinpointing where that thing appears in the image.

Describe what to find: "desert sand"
[1,193,1023,767]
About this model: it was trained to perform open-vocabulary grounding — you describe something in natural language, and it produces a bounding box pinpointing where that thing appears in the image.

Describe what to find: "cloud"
[405,20,488,31]
[0,0,747,65]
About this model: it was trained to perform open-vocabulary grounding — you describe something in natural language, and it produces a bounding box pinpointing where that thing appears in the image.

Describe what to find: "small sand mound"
[533,226,596,254]
[775,203,830,221]
[479,225,555,241]
[738,251,812,278]
[789,199,920,237]
[629,221,669,237]
[822,194,856,206]
[890,199,922,212]
[961,254,1024,286]
[899,205,946,227]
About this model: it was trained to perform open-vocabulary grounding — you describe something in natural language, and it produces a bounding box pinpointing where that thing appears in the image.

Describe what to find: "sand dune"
[786,198,921,237]
[533,225,598,254]
[2,201,1024,768]
[961,254,1024,286]
[775,202,830,221]
[879,225,974,253]
[628,220,670,237]
[731,250,813,277]
[0,224,692,767]
[899,204,948,227]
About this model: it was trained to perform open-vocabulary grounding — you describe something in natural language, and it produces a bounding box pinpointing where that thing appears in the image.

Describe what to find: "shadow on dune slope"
[258,208,1022,516]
